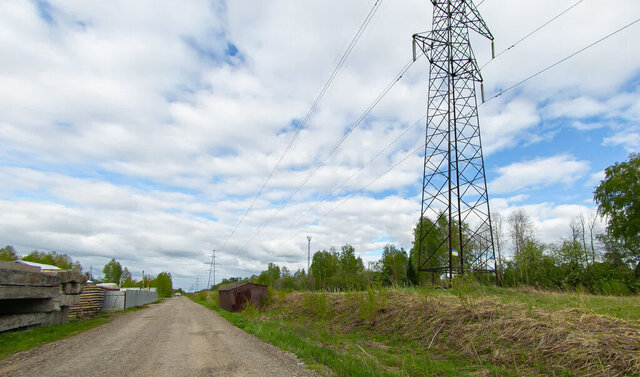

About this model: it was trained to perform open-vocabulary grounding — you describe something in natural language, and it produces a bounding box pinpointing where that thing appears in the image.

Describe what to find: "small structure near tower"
[218,282,267,312]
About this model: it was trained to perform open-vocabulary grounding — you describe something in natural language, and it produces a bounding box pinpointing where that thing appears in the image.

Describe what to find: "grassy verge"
[193,298,377,376]
[190,287,640,377]
[0,302,159,360]
[190,292,512,376]
[0,317,108,360]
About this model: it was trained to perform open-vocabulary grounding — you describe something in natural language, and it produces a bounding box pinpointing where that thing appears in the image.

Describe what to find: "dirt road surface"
[0,297,318,377]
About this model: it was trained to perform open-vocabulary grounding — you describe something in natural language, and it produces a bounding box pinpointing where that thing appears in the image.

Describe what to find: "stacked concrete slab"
[0,261,85,332]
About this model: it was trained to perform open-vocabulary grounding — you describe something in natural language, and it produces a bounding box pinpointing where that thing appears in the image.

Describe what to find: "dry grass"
[271,289,640,376]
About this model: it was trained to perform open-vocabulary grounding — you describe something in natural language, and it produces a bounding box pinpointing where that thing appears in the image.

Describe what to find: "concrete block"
[42,270,85,284]
[48,306,69,326]
[0,269,60,287]
[56,294,80,306]
[0,285,60,300]
[61,282,84,295]
[0,298,60,314]
[0,312,52,332]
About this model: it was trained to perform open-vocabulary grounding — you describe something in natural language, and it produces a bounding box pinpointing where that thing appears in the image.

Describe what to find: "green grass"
[190,295,513,376]
[0,301,160,360]
[190,286,640,376]
[0,316,109,360]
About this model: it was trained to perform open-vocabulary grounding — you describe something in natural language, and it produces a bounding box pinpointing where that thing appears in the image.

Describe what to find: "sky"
[0,0,638,290]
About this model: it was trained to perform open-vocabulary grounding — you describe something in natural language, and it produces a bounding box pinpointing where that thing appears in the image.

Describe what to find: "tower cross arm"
[412,33,436,58]
[464,0,494,41]
[412,33,447,63]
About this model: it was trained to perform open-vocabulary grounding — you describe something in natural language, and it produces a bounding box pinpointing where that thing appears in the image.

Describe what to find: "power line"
[217,0,384,248]
[480,0,587,69]
[485,17,640,102]
[299,142,424,234]
[293,17,640,237]
[231,0,578,246]
[274,1,595,233]
[277,9,640,245]
[257,0,592,235]
[282,114,426,231]
[257,57,419,233]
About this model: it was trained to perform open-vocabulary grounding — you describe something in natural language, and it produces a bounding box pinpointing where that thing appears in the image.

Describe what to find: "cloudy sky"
[1,0,638,290]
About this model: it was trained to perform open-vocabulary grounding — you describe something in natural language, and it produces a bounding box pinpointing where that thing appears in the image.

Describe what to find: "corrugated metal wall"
[102,291,125,312]
[124,290,157,309]
[102,290,158,312]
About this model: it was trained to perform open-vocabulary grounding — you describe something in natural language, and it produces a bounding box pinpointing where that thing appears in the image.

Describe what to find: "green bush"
[452,273,478,311]
[593,278,631,296]
[302,292,328,319]
[198,290,209,301]
[211,291,219,306]
[242,300,260,318]
[356,288,384,322]
[152,272,173,298]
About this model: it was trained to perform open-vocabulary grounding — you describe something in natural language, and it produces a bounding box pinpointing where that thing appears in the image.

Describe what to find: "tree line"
[0,247,82,271]
[101,258,173,298]
[214,243,415,292]
[219,153,639,296]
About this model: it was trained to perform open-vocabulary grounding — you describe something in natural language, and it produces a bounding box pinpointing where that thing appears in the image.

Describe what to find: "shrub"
[198,290,209,301]
[242,300,260,318]
[593,278,631,296]
[302,292,328,319]
[452,273,478,311]
[357,288,378,322]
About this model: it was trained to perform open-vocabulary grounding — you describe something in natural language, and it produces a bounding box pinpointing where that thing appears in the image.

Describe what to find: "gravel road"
[0,297,318,377]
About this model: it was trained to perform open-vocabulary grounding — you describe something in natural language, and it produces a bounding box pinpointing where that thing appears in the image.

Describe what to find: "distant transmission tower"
[206,249,216,290]
[413,0,497,285]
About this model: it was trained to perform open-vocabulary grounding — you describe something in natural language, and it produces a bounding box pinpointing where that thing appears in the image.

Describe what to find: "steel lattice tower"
[412,0,496,285]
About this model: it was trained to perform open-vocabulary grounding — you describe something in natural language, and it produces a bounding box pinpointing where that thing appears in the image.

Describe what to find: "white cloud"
[586,170,606,188]
[603,130,640,153]
[490,154,590,194]
[546,97,607,119]
[480,99,540,155]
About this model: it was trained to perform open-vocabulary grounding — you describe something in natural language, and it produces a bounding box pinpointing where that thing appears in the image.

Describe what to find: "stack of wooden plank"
[0,262,85,332]
[68,285,105,319]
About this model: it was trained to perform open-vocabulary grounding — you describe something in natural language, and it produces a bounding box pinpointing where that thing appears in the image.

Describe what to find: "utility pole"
[306,236,312,274]
[195,276,200,292]
[413,0,497,286]
[206,249,215,290]
[89,266,93,281]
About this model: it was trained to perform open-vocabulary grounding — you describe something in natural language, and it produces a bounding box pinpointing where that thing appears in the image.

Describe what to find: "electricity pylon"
[206,249,216,290]
[412,0,496,285]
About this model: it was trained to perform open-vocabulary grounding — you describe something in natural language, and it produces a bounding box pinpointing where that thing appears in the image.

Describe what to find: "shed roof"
[218,282,267,292]
[15,260,61,270]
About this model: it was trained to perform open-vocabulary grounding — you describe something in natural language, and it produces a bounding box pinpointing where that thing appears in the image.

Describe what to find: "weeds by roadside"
[0,317,108,360]
[191,286,640,377]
